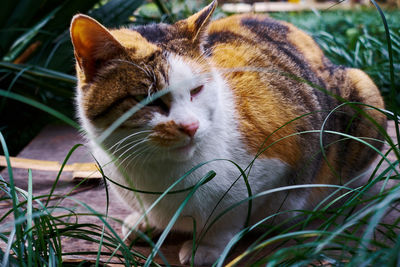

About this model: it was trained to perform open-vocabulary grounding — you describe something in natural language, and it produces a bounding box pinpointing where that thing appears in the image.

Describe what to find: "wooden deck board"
[1,121,398,265]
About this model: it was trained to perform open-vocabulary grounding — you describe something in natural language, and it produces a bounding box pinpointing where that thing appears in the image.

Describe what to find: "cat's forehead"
[110,28,160,59]
[133,23,173,44]
[131,23,200,56]
[109,23,201,69]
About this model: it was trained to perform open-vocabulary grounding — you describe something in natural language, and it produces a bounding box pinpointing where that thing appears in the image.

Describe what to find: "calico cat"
[70,0,386,265]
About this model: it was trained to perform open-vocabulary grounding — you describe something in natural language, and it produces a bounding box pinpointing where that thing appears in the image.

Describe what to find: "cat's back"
[205,14,332,166]
[205,14,386,184]
[205,14,327,79]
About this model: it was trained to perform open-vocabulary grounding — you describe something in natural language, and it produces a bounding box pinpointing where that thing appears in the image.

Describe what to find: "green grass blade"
[98,88,170,143]
[0,0,18,29]
[144,171,216,266]
[1,66,32,113]
[215,212,282,267]
[96,168,111,267]
[0,89,79,128]
[369,0,399,143]
[191,218,197,267]
[152,0,173,22]
[91,0,145,27]
[26,169,33,267]
[103,162,218,265]
[0,61,76,84]
[315,185,400,253]
[0,131,24,265]
[2,7,61,62]
[197,159,252,244]
[1,227,16,267]
[45,144,83,206]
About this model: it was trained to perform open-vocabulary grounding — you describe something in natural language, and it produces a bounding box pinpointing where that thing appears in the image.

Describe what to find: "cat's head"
[70,1,221,162]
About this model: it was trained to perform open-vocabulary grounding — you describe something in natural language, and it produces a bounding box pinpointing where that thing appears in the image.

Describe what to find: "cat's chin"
[166,141,197,162]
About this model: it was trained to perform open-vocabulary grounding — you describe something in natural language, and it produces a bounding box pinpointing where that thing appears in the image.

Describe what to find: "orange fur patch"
[208,14,265,36]
[305,145,340,207]
[111,29,160,58]
[208,16,303,166]
[231,76,302,167]
[150,121,184,147]
[346,68,385,109]
[283,22,325,73]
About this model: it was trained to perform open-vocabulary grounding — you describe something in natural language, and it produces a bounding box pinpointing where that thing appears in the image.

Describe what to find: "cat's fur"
[70,1,386,265]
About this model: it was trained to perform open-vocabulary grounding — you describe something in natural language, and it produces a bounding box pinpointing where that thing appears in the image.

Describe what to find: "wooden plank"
[0,155,102,179]
[0,155,65,171]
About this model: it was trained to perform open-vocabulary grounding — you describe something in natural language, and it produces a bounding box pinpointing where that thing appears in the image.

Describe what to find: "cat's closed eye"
[133,94,147,102]
[190,85,204,100]
[134,94,169,113]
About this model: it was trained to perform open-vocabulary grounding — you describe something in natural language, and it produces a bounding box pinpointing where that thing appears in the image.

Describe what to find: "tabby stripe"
[89,95,134,121]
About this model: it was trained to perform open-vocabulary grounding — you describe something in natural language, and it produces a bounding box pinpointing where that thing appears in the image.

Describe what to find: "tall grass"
[1,1,399,266]
[0,0,145,155]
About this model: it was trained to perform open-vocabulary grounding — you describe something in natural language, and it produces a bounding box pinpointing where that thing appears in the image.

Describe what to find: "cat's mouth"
[172,140,196,153]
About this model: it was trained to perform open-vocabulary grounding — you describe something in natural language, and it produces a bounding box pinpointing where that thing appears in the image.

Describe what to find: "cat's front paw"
[179,240,221,266]
[122,211,158,244]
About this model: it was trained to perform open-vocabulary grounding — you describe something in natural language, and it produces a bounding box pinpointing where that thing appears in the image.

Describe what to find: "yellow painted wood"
[0,155,102,179]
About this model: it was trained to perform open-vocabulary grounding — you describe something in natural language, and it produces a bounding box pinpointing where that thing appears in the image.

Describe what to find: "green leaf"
[0,89,79,128]
[90,0,145,27]
[0,0,48,50]
[3,7,61,62]
[0,0,18,29]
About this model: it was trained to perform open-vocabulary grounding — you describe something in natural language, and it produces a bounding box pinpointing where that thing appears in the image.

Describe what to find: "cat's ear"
[70,14,124,82]
[179,0,217,42]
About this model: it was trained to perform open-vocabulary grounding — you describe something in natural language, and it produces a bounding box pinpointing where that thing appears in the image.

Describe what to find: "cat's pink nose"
[179,120,199,137]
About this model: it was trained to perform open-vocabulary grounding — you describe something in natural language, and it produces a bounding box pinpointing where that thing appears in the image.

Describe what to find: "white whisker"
[109,130,151,152]
[119,144,153,171]
[129,145,156,170]
[139,146,159,169]
[115,138,149,165]
[112,138,145,157]
[111,132,151,156]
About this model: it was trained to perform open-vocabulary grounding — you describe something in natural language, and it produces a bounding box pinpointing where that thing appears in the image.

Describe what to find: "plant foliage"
[0,0,144,155]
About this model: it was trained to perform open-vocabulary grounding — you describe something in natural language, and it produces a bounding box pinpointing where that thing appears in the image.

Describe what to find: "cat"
[70,0,386,265]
